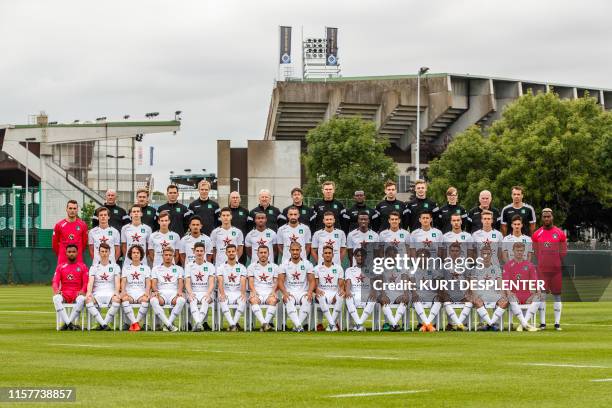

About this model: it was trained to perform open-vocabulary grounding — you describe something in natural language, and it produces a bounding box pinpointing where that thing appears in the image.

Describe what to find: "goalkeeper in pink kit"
[52,200,88,265]
[52,244,89,330]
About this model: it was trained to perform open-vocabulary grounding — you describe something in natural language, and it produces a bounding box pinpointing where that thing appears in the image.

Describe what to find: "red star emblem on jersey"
[356,274,365,283]
[99,235,109,245]
[100,272,109,281]
[131,271,141,280]
[163,273,173,282]
[289,234,299,243]
[544,241,551,248]
[258,273,269,282]
[482,238,492,249]
[223,236,232,247]
[324,274,334,284]
[291,271,301,281]
[67,273,74,281]
[391,238,400,247]
[131,232,142,242]
[68,233,75,241]
[256,237,267,246]
[228,273,237,283]
[422,237,432,247]
[160,239,170,249]
[324,239,335,247]
[195,271,205,281]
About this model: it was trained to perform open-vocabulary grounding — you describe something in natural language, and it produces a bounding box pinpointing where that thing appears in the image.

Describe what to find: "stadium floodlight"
[73,120,80,123]
[123,115,130,120]
[145,112,159,119]
[415,66,430,181]
[96,117,107,122]
[232,177,241,192]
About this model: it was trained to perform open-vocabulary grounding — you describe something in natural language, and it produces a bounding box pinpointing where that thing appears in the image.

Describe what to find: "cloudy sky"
[2,0,610,188]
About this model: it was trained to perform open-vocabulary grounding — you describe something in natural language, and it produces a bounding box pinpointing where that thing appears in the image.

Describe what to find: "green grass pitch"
[1,285,611,408]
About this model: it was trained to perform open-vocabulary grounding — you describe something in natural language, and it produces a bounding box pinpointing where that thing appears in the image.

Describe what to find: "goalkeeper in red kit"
[52,244,89,330]
[52,200,88,265]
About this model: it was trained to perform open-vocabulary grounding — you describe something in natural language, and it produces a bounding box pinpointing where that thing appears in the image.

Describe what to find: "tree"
[80,201,96,228]
[428,91,612,239]
[302,117,398,200]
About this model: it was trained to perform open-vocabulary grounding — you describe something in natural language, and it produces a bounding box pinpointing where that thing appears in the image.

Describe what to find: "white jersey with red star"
[410,227,443,253]
[89,262,118,293]
[443,230,475,258]
[311,228,346,265]
[247,261,278,294]
[344,266,370,292]
[152,264,183,292]
[347,229,379,250]
[217,262,246,293]
[469,263,503,299]
[472,228,503,259]
[148,230,181,267]
[279,259,314,294]
[379,228,410,253]
[88,226,120,264]
[121,223,152,266]
[210,226,244,267]
[502,234,533,259]
[179,234,213,264]
[244,228,277,265]
[121,263,151,292]
[277,223,311,263]
[314,263,344,293]
[185,261,215,293]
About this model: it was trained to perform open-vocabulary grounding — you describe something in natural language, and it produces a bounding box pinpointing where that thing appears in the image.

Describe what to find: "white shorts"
[93,292,114,307]
[159,290,177,305]
[288,291,309,305]
[225,291,243,305]
[192,291,214,304]
[252,291,276,304]
[126,290,146,302]
[349,293,364,305]
[320,291,341,305]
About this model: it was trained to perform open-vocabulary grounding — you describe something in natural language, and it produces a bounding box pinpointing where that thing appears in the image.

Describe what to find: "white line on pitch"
[563,323,612,327]
[515,363,608,368]
[0,310,55,314]
[590,378,612,382]
[325,354,405,361]
[48,343,114,348]
[328,390,428,398]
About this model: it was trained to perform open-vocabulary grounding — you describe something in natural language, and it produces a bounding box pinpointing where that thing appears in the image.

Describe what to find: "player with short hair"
[410,248,444,332]
[85,243,121,331]
[217,244,248,331]
[52,200,88,265]
[502,242,540,332]
[379,211,410,256]
[472,210,503,265]
[88,207,121,264]
[245,212,277,265]
[184,242,216,331]
[120,245,151,331]
[466,190,501,233]
[121,204,152,266]
[405,179,440,231]
[466,246,506,331]
[179,215,213,265]
[532,208,567,330]
[442,213,475,259]
[374,180,406,232]
[276,206,312,263]
[410,211,444,258]
[92,189,129,231]
[344,248,376,331]
[211,207,244,267]
[277,242,316,332]
[439,243,472,331]
[502,215,533,263]
[158,184,190,236]
[147,211,180,267]
[343,190,378,233]
[150,247,185,332]
[437,186,467,233]
[52,244,88,330]
[347,211,379,265]
[500,185,536,236]
[279,187,315,228]
[135,188,158,231]
[378,246,410,331]
[311,181,346,232]
[247,246,280,331]
[186,180,221,236]
[311,211,347,266]
[314,245,345,331]
[249,189,281,232]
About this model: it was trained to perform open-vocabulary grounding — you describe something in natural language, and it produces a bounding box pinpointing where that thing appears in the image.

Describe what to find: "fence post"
[12,187,17,248]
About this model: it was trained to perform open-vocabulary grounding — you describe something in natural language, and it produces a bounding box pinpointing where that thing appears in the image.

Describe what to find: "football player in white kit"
[211,207,244,267]
[88,207,120,265]
[466,246,506,331]
[472,210,503,264]
[150,247,185,332]
[442,213,475,259]
[501,215,533,263]
[410,211,444,258]
[311,211,346,265]
[120,245,151,331]
[344,248,376,331]
[217,244,247,331]
[121,204,152,266]
[410,247,443,332]
[378,211,410,256]
[314,245,345,331]
[379,245,410,332]
[347,211,379,266]
[179,215,213,265]
[439,242,472,331]
[185,242,216,331]
[276,207,311,263]
[245,212,277,265]
[247,245,279,331]
[85,243,121,330]
[147,211,180,267]
[277,242,315,332]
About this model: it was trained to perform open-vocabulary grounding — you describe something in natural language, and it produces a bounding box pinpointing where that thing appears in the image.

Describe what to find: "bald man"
[249,189,281,232]
[229,191,250,237]
[92,189,129,232]
[466,190,501,233]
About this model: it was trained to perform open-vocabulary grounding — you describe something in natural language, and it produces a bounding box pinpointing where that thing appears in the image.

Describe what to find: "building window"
[397,175,411,193]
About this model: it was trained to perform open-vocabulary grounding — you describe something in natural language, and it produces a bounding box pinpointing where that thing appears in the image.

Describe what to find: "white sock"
[382,305,397,326]
[317,295,335,325]
[53,294,71,325]
[103,302,120,326]
[264,304,277,324]
[86,302,106,326]
[430,302,442,323]
[413,302,429,325]
[330,297,344,325]
[232,299,246,326]
[345,298,361,324]
[169,297,186,325]
[251,304,266,324]
[297,300,311,326]
[476,306,492,325]
[68,295,86,323]
[553,296,562,325]
[360,302,376,325]
[220,301,235,326]
[189,299,203,324]
[490,307,505,325]
[199,301,211,323]
[150,297,171,327]
[525,302,540,322]
[122,301,137,324]
[394,303,406,325]
[444,303,461,325]
[458,302,473,324]
[510,302,529,327]
[539,301,546,325]
[136,302,149,323]
[285,300,301,327]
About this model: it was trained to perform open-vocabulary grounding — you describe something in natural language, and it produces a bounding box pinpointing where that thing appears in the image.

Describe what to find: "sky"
[1,0,610,189]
